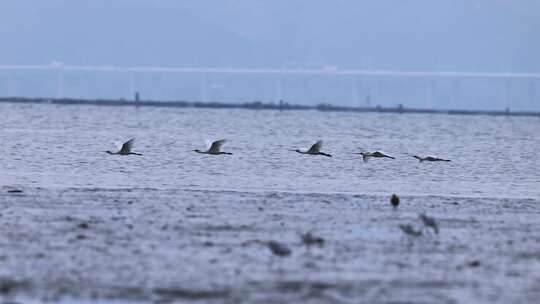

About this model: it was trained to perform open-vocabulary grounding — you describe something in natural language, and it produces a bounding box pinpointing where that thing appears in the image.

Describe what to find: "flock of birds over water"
[105,138,447,260]
[106,138,452,162]
[107,137,447,263]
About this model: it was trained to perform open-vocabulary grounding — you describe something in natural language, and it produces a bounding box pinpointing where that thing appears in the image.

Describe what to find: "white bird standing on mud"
[292,141,332,157]
[105,138,142,156]
[194,139,233,155]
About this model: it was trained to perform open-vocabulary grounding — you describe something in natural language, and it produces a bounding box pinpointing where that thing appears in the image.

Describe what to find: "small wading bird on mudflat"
[105,138,142,156]
[301,232,325,248]
[194,139,232,155]
[413,155,451,162]
[399,224,422,237]
[266,240,292,271]
[267,240,292,257]
[391,194,400,209]
[292,141,332,157]
[357,151,395,161]
[419,213,439,234]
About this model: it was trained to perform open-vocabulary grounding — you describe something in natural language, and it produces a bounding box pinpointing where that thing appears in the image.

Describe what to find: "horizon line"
[1,64,540,80]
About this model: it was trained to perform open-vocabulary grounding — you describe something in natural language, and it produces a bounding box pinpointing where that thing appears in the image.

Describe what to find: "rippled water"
[1,102,539,198]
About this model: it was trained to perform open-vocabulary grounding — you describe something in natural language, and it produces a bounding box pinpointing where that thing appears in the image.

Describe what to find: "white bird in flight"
[292,141,332,157]
[413,155,451,162]
[105,138,142,156]
[357,151,394,161]
[194,139,233,155]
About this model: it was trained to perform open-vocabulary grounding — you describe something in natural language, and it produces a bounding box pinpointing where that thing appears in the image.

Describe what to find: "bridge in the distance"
[0,64,538,110]
[1,64,540,79]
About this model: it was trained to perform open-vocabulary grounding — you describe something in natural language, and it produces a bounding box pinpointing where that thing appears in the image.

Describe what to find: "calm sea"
[1,102,539,198]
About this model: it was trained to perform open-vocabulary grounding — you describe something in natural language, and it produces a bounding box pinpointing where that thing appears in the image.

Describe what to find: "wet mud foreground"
[1,187,540,303]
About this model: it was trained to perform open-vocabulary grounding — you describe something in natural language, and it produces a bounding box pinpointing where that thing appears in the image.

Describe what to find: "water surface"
[1,102,538,198]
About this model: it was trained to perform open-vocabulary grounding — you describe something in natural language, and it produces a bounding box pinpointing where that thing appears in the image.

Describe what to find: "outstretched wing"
[307,141,322,154]
[361,152,371,162]
[208,139,226,153]
[119,138,134,154]
[372,151,394,158]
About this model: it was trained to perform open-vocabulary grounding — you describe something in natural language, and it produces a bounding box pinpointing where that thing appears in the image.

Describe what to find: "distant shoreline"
[1,96,539,117]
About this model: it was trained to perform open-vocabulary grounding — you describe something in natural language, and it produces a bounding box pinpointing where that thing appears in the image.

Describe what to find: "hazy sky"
[1,0,539,71]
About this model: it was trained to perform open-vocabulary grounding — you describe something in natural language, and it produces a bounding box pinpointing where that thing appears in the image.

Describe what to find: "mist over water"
[2,102,538,198]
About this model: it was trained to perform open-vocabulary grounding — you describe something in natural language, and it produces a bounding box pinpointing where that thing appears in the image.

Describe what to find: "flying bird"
[194,139,232,155]
[357,151,395,161]
[413,155,451,162]
[105,138,142,156]
[293,141,332,157]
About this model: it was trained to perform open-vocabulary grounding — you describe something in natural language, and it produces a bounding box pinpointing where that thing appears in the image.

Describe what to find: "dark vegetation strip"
[1,97,539,117]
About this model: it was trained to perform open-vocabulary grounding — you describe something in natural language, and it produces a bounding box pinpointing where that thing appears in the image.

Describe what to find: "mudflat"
[1,187,539,303]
